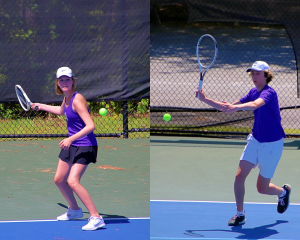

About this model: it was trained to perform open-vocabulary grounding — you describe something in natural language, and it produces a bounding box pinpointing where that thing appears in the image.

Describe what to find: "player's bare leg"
[54,159,80,210]
[256,175,283,195]
[68,163,100,217]
[234,160,254,212]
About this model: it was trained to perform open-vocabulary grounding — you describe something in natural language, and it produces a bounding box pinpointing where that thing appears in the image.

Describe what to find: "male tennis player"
[196,61,291,226]
[31,67,104,231]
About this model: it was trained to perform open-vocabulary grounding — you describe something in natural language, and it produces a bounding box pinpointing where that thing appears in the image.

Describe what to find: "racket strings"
[198,37,216,68]
[16,88,29,109]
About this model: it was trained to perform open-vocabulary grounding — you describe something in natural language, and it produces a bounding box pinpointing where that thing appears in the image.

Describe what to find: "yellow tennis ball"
[99,108,107,116]
[163,113,171,121]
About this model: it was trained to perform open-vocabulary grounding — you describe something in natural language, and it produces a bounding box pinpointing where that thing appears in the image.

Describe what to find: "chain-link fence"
[0,1,150,140]
[150,2,300,138]
[0,100,149,140]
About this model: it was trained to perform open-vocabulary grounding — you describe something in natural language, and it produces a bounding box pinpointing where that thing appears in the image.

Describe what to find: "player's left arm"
[59,94,95,149]
[232,100,241,105]
[221,98,265,113]
[220,100,241,107]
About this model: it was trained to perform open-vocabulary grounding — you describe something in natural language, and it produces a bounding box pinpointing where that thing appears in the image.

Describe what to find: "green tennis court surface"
[0,138,149,220]
[151,136,300,203]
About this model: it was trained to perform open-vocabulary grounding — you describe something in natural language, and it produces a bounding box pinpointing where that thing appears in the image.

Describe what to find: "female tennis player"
[31,67,104,231]
[195,61,291,226]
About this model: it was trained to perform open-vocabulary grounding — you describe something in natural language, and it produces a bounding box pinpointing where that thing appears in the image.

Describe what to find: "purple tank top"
[64,92,97,146]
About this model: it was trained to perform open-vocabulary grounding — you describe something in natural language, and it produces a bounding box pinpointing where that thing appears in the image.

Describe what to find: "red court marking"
[94,165,126,170]
[35,168,52,172]
[103,146,119,150]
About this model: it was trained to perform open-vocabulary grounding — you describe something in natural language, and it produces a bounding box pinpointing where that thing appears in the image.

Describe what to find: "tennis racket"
[196,34,218,98]
[15,85,39,111]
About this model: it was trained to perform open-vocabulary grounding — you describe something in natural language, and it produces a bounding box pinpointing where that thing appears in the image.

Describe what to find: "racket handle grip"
[198,80,203,90]
[34,106,39,110]
[198,80,203,98]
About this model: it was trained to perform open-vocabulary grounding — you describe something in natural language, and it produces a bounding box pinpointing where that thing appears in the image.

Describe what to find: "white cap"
[246,61,269,72]
[56,67,73,78]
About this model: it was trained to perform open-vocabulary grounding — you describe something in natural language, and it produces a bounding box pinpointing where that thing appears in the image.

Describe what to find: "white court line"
[0,217,150,223]
[150,199,300,205]
[0,219,57,223]
[151,238,285,240]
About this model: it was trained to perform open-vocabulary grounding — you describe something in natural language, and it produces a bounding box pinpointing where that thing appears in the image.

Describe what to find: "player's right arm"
[196,88,225,111]
[31,99,65,115]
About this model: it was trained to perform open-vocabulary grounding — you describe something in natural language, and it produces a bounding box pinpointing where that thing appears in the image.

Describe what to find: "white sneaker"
[82,216,105,231]
[57,207,83,220]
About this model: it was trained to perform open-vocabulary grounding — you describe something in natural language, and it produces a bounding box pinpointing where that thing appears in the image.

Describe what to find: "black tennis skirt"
[59,145,98,165]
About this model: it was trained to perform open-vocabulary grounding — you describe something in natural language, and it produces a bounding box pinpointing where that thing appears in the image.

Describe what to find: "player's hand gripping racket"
[15,85,39,111]
[196,34,218,98]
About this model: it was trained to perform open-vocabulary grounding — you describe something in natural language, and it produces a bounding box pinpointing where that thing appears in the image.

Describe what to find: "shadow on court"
[151,137,300,149]
[57,202,128,219]
[151,201,299,239]
[151,138,246,147]
[283,140,300,149]
[185,220,289,239]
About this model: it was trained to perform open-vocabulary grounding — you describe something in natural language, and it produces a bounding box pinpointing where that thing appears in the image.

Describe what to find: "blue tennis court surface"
[0,217,149,240]
[150,200,300,240]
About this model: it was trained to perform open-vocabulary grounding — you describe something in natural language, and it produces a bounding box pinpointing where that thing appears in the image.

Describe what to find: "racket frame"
[196,34,218,96]
[15,85,38,111]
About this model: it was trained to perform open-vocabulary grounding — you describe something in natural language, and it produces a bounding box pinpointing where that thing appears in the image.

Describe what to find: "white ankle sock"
[279,188,286,197]
[237,210,245,216]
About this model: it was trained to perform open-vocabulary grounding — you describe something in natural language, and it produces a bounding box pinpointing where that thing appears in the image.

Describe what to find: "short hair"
[248,70,274,84]
[55,77,77,95]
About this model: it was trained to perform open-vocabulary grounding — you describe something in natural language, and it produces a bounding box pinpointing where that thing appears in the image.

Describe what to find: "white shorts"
[240,134,283,179]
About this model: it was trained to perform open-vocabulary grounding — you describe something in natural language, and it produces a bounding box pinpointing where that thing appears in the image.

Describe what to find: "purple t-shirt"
[240,85,286,142]
[64,92,98,146]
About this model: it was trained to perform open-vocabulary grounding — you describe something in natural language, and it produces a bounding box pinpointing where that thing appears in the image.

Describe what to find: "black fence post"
[123,101,128,139]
